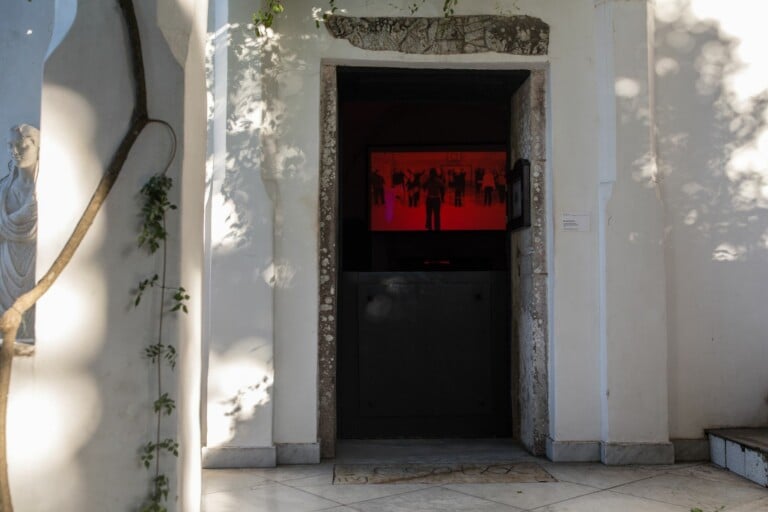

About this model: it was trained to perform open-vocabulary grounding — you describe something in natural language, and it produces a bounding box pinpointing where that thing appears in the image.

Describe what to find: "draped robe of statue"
[0,166,37,340]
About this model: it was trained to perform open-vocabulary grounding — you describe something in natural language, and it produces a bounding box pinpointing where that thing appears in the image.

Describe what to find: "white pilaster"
[203,0,276,467]
[595,0,672,463]
[177,0,207,508]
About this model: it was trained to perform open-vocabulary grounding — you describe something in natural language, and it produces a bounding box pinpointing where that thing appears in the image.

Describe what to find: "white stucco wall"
[206,0,608,455]
[656,0,768,438]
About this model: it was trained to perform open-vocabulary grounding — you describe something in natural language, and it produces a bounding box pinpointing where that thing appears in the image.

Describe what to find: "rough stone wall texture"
[318,65,338,459]
[510,70,549,456]
[326,15,549,55]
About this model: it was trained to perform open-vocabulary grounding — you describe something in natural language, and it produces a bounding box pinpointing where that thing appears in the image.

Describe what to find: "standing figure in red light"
[392,168,406,202]
[475,168,484,194]
[423,168,445,231]
[482,169,496,205]
[496,170,507,203]
[406,169,422,207]
[453,169,466,206]
[371,169,385,205]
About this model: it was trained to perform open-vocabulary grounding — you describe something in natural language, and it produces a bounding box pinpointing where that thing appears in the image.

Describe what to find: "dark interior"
[339,67,530,272]
[337,67,528,438]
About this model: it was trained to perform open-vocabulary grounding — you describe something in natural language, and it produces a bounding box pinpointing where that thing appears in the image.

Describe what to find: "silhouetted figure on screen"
[496,170,507,203]
[482,169,496,205]
[392,168,406,197]
[371,169,385,205]
[406,169,422,207]
[453,170,466,206]
[423,168,445,231]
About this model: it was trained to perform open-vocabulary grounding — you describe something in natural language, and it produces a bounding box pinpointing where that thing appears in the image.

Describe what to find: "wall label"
[561,212,590,232]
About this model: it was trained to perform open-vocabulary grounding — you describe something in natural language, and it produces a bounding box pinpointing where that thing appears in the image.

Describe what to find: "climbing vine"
[252,0,285,36]
[134,135,185,512]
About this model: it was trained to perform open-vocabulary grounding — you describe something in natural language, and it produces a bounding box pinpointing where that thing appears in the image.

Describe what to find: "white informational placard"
[562,212,591,232]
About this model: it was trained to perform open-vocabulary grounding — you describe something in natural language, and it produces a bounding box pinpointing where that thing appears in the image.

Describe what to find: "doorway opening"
[338,66,525,439]
[318,65,549,458]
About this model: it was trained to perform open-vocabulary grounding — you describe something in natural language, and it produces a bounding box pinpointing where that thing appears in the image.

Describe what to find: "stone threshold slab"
[333,462,555,485]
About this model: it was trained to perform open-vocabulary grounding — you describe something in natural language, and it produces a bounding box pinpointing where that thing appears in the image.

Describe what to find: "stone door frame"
[317,64,550,459]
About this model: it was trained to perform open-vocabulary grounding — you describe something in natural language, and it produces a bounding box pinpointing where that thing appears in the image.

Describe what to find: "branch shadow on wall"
[204,13,321,448]
[653,0,768,432]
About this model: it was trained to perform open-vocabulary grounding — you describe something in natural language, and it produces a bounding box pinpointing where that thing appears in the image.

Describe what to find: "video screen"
[369,149,508,231]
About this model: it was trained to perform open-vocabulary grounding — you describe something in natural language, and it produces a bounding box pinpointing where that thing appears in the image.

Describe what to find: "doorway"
[318,65,550,458]
[335,67,528,439]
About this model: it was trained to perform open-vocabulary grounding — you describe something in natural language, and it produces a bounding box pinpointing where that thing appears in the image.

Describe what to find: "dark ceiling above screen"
[338,67,527,270]
[370,147,508,232]
[339,67,530,103]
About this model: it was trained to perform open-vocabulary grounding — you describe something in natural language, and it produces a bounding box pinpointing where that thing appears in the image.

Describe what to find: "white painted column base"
[203,446,277,469]
[601,442,674,465]
[546,439,601,462]
[548,438,709,464]
[276,443,322,465]
[202,442,321,468]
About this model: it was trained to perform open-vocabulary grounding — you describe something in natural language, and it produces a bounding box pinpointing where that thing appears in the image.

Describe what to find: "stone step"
[707,428,768,487]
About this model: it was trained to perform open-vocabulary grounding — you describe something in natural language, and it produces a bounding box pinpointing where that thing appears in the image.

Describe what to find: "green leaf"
[137,174,175,254]
[154,393,176,415]
[159,438,180,457]
[140,441,156,469]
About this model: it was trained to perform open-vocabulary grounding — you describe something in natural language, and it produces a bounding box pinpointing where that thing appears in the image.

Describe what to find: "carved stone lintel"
[325,15,549,56]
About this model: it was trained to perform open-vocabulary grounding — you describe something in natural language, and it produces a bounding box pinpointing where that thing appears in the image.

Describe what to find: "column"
[202,0,276,468]
[595,0,673,464]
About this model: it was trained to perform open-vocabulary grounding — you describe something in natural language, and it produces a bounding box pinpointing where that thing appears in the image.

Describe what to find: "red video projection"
[370,149,508,231]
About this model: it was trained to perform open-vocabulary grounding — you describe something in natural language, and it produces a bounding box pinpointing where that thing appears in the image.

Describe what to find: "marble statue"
[0,124,39,340]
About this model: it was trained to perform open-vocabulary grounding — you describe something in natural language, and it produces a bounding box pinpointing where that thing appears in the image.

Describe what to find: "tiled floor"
[203,441,768,511]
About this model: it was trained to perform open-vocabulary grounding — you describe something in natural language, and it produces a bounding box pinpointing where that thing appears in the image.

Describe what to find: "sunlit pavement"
[203,441,768,511]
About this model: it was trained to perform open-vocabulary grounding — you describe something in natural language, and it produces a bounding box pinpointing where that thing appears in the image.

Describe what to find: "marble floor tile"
[284,471,336,487]
[202,469,270,494]
[201,453,768,512]
[221,463,334,483]
[610,472,768,510]
[726,496,768,511]
[539,462,662,489]
[636,462,702,471]
[315,507,362,512]
[444,481,598,509]
[349,487,524,511]
[286,472,434,505]
[532,490,689,512]
[203,482,340,512]
[666,462,760,484]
